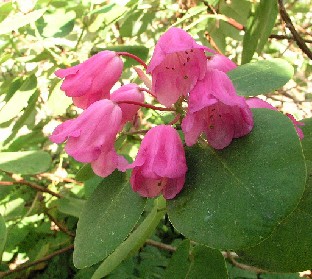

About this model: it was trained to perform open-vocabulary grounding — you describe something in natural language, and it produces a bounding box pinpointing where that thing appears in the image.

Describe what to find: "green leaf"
[91,197,166,279]
[187,245,228,279]
[167,109,306,250]
[0,75,37,124]
[91,46,149,68]
[236,135,312,272]
[242,1,278,63]
[163,240,191,279]
[0,151,51,174]
[47,80,72,116]
[37,9,76,38]
[0,2,13,22]
[90,3,115,14]
[164,240,228,279]
[302,118,312,161]
[0,214,7,257]
[75,164,95,182]
[73,171,146,269]
[4,90,39,144]
[0,8,46,35]
[57,197,85,218]
[228,59,294,97]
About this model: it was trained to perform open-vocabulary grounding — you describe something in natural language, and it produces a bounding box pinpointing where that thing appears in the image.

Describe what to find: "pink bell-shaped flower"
[182,69,253,149]
[247,97,304,140]
[130,125,187,199]
[50,99,128,177]
[110,83,144,126]
[55,51,123,109]
[147,27,214,107]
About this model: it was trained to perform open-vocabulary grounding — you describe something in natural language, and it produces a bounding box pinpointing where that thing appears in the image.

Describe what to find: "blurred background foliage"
[0,0,311,278]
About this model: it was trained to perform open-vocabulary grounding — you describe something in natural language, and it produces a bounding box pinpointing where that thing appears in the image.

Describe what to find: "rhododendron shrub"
[50,27,309,278]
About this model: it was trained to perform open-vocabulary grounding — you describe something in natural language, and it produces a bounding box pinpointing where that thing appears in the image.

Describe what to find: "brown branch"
[0,179,62,198]
[37,173,84,186]
[45,211,76,237]
[226,251,268,274]
[204,31,223,54]
[278,0,312,60]
[269,34,312,44]
[0,244,74,278]
[145,239,177,252]
[226,17,244,31]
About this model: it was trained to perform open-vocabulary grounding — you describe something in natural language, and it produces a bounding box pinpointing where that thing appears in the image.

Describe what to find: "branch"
[278,0,312,60]
[0,179,62,198]
[0,244,74,277]
[45,211,76,237]
[37,173,84,186]
[116,101,176,112]
[145,239,177,252]
[226,251,268,274]
[269,34,312,44]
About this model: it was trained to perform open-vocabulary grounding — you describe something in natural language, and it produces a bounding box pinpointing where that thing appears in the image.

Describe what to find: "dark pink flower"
[110,84,144,126]
[55,51,123,109]
[182,69,253,149]
[147,27,214,107]
[130,125,187,199]
[247,97,304,140]
[50,99,127,177]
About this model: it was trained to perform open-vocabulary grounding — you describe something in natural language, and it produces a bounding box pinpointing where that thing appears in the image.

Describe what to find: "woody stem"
[116,101,176,112]
[117,52,148,69]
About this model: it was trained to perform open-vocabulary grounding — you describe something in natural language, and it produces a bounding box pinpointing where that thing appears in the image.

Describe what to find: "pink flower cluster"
[50,27,301,199]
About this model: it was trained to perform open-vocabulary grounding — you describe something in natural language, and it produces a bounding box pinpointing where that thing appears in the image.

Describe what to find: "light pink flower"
[247,97,304,140]
[110,84,144,126]
[130,125,187,199]
[55,51,123,109]
[207,54,237,73]
[50,99,127,177]
[147,27,214,107]
[182,69,253,149]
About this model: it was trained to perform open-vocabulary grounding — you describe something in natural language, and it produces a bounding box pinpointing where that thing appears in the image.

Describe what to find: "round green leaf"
[168,109,306,250]
[73,171,146,269]
[228,59,294,96]
[0,151,51,174]
[236,122,312,272]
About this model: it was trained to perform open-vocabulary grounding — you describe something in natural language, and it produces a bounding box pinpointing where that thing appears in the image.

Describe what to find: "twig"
[122,129,150,135]
[116,101,176,112]
[45,211,76,237]
[0,244,74,278]
[226,251,268,274]
[204,31,223,54]
[269,34,312,44]
[0,180,62,198]
[145,239,177,252]
[37,173,84,186]
[278,0,312,60]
